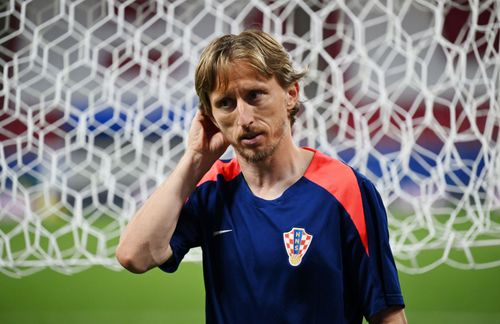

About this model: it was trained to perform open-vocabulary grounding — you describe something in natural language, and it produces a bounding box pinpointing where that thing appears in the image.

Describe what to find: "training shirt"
[160,148,404,323]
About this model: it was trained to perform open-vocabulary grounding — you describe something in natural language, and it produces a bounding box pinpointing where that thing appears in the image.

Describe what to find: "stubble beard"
[235,120,287,164]
[238,141,280,163]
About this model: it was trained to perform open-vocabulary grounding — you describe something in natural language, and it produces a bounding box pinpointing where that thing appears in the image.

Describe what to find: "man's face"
[208,62,298,163]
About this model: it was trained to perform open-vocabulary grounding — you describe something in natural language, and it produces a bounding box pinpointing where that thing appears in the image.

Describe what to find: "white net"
[1,0,499,277]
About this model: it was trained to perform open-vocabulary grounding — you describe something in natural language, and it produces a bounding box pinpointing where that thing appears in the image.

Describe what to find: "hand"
[186,109,229,165]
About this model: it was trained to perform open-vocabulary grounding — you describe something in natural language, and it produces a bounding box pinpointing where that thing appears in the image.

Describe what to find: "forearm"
[116,152,211,273]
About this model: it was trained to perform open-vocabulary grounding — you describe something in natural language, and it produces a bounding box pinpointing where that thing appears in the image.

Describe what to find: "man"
[116,30,407,323]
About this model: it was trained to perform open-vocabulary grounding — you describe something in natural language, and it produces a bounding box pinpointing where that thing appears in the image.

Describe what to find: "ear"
[209,114,220,129]
[286,82,299,110]
[206,110,219,128]
[199,104,216,125]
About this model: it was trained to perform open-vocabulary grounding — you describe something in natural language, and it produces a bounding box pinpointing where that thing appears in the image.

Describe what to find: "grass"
[399,265,500,324]
[0,263,205,324]
[1,261,500,323]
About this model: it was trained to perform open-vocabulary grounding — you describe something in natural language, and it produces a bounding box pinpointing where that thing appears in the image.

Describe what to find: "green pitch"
[1,262,500,324]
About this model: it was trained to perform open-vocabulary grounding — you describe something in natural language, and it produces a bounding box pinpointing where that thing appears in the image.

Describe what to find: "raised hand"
[116,109,230,273]
[186,109,229,168]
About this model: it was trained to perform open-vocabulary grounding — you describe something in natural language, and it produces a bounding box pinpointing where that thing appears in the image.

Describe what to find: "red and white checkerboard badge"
[283,227,313,266]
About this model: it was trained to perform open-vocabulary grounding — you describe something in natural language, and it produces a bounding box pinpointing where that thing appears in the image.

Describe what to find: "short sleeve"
[343,174,405,319]
[159,193,202,273]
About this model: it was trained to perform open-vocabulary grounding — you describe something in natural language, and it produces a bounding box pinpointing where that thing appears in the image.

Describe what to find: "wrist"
[179,150,215,182]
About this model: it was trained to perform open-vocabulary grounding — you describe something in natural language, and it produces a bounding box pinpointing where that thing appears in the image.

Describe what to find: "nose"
[236,100,254,127]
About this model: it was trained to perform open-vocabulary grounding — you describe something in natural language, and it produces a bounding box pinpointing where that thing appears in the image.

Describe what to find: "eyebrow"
[210,76,272,103]
[211,91,233,104]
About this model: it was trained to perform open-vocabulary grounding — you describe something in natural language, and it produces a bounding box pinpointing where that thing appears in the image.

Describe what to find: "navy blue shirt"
[160,148,404,323]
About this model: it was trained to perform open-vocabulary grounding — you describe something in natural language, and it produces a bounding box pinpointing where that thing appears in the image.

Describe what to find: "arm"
[115,111,228,273]
[368,306,407,324]
[343,175,406,321]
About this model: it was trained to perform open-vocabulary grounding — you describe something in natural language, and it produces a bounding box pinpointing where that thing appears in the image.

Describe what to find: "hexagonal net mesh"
[1,0,499,277]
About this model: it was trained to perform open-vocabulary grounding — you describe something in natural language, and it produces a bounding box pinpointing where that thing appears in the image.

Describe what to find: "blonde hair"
[195,30,306,125]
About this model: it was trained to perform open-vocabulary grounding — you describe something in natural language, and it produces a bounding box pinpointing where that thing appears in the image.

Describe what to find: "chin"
[237,145,278,163]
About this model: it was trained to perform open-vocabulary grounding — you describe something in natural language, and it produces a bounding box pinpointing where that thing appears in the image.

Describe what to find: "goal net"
[1,0,499,277]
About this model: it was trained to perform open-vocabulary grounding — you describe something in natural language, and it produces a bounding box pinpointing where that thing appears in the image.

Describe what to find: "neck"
[237,139,314,200]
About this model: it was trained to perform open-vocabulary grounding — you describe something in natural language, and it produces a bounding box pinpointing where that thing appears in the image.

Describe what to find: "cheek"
[267,104,290,124]
[213,113,236,132]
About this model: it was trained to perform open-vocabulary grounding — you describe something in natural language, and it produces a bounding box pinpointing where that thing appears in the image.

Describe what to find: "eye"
[216,97,235,110]
[247,90,263,103]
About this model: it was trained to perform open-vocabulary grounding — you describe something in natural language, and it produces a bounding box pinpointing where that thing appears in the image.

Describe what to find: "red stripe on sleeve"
[197,159,241,186]
[304,149,369,255]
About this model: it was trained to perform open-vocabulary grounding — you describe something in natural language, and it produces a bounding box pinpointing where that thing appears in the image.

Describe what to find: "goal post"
[1,0,499,277]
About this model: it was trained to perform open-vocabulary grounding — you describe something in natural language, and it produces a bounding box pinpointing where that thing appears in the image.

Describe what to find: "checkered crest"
[283,228,313,266]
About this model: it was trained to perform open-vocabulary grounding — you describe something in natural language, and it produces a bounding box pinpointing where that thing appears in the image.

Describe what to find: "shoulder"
[186,158,241,206]
[197,158,241,187]
[304,148,371,254]
[303,148,380,200]
[304,148,364,193]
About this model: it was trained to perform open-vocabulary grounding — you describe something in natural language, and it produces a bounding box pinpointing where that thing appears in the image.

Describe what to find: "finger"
[198,113,220,132]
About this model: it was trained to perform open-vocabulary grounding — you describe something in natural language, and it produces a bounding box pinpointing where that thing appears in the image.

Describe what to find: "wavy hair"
[195,30,306,125]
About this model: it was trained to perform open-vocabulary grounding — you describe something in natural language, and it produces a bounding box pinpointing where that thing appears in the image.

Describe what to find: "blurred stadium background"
[1,0,499,323]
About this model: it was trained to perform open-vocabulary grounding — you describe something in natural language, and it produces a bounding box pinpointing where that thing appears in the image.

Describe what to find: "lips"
[239,131,264,146]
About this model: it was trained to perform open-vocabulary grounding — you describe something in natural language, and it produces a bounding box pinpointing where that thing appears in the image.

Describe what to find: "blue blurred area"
[65,101,193,134]
[2,103,486,193]
[335,139,485,193]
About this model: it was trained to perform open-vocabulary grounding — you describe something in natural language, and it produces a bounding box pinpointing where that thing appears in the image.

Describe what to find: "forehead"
[213,61,271,94]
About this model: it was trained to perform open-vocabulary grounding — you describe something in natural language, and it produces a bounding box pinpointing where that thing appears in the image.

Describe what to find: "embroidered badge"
[283,227,313,266]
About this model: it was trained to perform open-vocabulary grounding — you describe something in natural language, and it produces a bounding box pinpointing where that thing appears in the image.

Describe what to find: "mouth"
[239,131,264,146]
